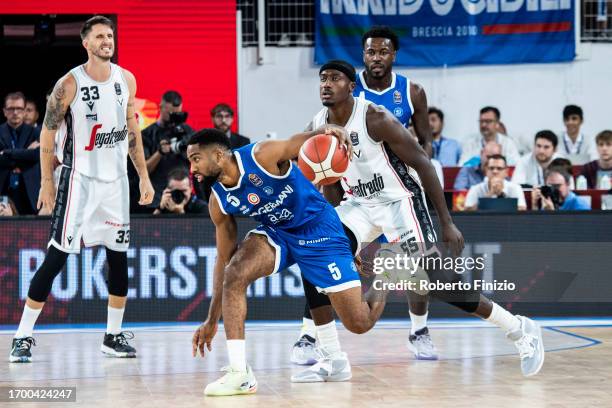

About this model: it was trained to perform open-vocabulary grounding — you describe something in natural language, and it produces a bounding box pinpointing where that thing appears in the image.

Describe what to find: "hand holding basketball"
[298,133,351,186]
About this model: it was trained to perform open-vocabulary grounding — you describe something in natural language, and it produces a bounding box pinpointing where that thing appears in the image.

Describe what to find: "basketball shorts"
[336,195,438,256]
[248,209,361,294]
[48,166,130,254]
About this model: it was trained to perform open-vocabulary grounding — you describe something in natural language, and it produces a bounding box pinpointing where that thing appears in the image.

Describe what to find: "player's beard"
[322,100,335,107]
[367,64,388,79]
[93,48,114,61]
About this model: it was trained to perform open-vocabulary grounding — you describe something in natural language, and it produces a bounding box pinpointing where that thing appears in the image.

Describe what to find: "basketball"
[298,134,350,185]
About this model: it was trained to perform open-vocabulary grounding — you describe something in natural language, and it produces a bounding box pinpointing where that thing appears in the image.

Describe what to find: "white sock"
[227,339,247,372]
[15,305,42,338]
[300,318,316,339]
[486,302,521,333]
[316,321,341,355]
[106,306,125,335]
[409,311,428,335]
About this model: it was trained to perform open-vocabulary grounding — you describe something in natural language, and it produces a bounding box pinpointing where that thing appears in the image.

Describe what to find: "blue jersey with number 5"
[210,143,331,229]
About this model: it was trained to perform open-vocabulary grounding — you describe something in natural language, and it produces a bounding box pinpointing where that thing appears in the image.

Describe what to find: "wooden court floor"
[1,320,611,407]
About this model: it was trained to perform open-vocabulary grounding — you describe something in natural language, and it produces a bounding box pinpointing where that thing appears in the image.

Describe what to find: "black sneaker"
[101,331,136,358]
[10,337,36,363]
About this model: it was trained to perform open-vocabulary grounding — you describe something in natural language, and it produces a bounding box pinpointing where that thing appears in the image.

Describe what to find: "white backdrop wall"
[238,44,612,150]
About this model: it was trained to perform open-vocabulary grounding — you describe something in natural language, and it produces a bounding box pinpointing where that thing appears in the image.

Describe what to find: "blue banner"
[315,0,575,67]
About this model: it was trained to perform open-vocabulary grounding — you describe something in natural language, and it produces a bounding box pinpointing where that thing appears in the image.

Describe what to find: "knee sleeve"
[303,302,312,319]
[425,257,481,314]
[303,274,332,310]
[27,246,69,302]
[106,248,128,297]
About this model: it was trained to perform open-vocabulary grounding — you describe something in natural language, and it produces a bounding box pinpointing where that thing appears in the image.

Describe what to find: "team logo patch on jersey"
[263,186,274,195]
[114,83,122,96]
[87,101,95,111]
[248,173,263,187]
[247,193,260,205]
[393,90,402,104]
[350,131,359,146]
[394,107,403,117]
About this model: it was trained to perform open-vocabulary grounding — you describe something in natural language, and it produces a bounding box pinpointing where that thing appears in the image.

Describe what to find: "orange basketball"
[298,134,349,185]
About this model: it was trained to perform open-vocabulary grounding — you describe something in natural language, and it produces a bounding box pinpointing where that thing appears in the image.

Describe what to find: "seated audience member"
[580,130,612,189]
[23,99,39,127]
[557,105,597,165]
[211,103,250,149]
[0,92,41,215]
[465,154,526,211]
[532,167,591,211]
[139,90,194,210]
[454,141,501,190]
[0,196,18,216]
[428,107,461,166]
[512,130,559,187]
[460,106,520,165]
[548,157,575,189]
[153,168,207,215]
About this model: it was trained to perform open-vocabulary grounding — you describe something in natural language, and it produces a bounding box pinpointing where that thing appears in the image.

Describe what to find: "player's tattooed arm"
[409,82,433,158]
[43,76,74,130]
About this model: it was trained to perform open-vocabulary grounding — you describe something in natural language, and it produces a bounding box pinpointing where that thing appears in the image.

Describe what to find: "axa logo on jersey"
[84,124,128,151]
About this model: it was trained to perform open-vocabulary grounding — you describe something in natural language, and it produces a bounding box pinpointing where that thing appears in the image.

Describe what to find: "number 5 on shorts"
[328,262,342,281]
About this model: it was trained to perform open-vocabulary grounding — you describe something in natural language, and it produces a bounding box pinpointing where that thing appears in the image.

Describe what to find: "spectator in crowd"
[580,130,612,189]
[548,157,575,190]
[23,100,40,127]
[135,90,194,210]
[512,130,559,187]
[0,196,18,216]
[428,107,461,166]
[0,92,41,215]
[557,105,597,165]
[153,168,207,215]
[460,107,520,165]
[454,141,501,190]
[211,103,250,149]
[465,154,527,211]
[532,167,591,210]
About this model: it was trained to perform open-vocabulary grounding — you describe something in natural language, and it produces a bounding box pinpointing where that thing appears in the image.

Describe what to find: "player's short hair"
[480,106,500,120]
[80,15,114,40]
[4,92,26,107]
[428,107,444,122]
[595,130,612,144]
[167,168,190,182]
[563,104,583,121]
[546,167,572,184]
[188,128,232,151]
[211,103,234,117]
[534,130,558,148]
[161,90,182,107]
[361,26,400,51]
[486,154,507,166]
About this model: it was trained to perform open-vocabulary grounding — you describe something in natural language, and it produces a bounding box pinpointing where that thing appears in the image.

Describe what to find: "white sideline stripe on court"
[1,318,612,335]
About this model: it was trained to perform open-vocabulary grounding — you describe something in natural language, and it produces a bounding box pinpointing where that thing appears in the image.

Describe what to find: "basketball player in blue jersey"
[292,26,438,365]
[187,128,395,396]
[291,60,544,382]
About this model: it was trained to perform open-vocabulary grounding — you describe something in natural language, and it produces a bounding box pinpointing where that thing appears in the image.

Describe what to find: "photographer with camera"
[138,90,193,210]
[532,168,591,211]
[153,168,207,215]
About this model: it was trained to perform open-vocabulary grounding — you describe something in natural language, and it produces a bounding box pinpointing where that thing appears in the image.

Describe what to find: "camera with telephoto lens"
[170,189,186,205]
[161,111,190,154]
[540,184,562,208]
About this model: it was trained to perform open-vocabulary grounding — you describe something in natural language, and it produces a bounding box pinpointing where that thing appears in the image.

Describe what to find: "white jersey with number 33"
[312,97,424,206]
[56,63,129,182]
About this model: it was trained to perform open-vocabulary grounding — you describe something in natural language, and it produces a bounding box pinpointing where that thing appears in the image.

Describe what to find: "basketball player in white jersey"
[291,60,544,382]
[10,15,154,363]
[292,26,438,365]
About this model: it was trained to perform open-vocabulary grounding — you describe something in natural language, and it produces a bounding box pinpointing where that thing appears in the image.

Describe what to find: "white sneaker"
[204,365,257,396]
[290,334,317,365]
[507,316,545,377]
[407,327,439,360]
[291,348,351,383]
